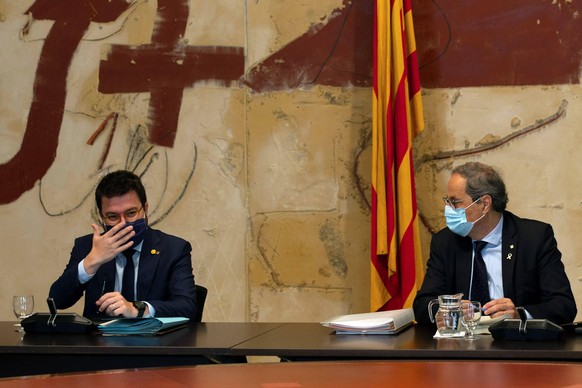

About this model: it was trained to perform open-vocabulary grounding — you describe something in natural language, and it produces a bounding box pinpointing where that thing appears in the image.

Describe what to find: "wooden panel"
[0,361,580,387]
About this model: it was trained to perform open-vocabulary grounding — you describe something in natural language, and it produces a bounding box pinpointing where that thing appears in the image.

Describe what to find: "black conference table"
[0,322,283,377]
[1,321,580,377]
[231,322,582,361]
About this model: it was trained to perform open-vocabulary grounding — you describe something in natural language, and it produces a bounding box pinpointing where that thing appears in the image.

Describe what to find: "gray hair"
[452,162,508,212]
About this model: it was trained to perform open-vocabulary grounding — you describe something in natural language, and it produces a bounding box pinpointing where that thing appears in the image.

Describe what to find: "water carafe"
[428,293,464,336]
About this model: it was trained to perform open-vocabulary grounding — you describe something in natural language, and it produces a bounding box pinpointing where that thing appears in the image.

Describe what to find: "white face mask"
[444,198,485,237]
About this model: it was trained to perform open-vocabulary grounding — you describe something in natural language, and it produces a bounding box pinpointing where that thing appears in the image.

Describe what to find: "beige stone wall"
[246,87,371,322]
[0,1,579,324]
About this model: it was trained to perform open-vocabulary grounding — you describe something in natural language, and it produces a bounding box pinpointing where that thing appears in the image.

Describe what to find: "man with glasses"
[49,170,197,320]
[413,162,576,325]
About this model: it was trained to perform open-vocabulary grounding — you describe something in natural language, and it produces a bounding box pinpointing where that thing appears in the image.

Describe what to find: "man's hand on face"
[83,223,135,275]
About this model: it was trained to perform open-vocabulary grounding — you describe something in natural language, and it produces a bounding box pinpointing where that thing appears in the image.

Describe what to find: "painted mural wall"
[0,0,580,322]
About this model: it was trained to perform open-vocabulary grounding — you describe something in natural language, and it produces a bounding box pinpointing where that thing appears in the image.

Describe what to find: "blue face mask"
[105,218,148,247]
[444,198,484,237]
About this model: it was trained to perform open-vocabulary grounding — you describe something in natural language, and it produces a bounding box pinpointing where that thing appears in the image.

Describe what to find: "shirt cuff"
[144,301,155,317]
[77,260,94,284]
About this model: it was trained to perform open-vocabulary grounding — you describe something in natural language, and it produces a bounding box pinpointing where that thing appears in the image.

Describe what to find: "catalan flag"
[371,0,424,311]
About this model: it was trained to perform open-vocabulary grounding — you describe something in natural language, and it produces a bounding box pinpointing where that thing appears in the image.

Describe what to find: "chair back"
[194,285,208,322]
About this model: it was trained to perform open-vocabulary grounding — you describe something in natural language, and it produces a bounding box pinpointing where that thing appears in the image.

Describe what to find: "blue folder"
[97,317,189,335]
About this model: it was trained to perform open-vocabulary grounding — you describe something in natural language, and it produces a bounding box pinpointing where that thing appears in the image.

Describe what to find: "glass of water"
[13,295,34,331]
[461,300,481,340]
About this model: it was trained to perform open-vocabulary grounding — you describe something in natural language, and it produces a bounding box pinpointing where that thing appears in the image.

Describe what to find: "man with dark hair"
[413,162,576,325]
[50,170,197,320]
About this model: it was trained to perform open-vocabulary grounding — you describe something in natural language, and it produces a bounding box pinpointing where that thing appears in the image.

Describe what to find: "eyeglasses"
[103,206,143,223]
[442,196,469,209]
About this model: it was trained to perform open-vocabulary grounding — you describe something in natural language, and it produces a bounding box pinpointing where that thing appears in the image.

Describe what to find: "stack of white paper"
[321,308,415,335]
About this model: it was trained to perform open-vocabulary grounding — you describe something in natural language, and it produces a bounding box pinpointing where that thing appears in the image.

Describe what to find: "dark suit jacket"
[413,211,577,325]
[49,228,198,320]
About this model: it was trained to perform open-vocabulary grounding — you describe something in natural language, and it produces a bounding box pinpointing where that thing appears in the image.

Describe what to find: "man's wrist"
[132,301,146,318]
[77,260,93,284]
[82,252,103,276]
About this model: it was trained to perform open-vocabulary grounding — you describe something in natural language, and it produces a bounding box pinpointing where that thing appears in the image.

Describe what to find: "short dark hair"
[95,170,147,214]
[452,162,508,212]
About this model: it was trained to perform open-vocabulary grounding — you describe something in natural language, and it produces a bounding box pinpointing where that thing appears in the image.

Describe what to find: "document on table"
[321,308,415,335]
[97,317,189,335]
[473,314,509,334]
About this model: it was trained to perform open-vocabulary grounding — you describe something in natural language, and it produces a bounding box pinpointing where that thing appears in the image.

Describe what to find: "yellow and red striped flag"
[371,0,425,311]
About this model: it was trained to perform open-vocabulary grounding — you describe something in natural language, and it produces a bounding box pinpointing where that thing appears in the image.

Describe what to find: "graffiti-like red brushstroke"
[99,0,244,147]
[412,0,582,87]
[244,0,374,92]
[0,0,131,204]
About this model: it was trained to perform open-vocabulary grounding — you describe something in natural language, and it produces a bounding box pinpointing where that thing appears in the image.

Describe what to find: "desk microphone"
[21,299,93,334]
[47,298,58,327]
[488,307,564,341]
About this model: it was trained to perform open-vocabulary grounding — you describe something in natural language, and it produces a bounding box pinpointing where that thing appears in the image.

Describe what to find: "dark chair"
[194,285,207,323]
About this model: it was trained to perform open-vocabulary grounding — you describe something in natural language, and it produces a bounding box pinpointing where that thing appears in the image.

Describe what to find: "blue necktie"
[471,241,490,305]
[122,250,135,301]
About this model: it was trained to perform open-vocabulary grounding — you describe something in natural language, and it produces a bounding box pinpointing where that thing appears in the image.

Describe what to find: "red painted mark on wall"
[412,0,582,87]
[244,0,374,93]
[0,0,132,205]
[0,0,244,204]
[99,0,244,147]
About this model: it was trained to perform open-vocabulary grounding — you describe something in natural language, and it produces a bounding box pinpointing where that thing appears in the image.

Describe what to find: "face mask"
[105,218,148,247]
[444,198,485,237]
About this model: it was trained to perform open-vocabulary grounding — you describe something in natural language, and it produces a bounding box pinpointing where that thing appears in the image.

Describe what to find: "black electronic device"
[21,298,93,334]
[488,307,564,341]
[559,321,582,336]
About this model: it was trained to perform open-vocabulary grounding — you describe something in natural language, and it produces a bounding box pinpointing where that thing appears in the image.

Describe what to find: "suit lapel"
[501,212,518,301]
[136,228,160,300]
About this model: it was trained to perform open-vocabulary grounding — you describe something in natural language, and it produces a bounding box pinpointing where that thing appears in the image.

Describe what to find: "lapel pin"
[506,253,512,260]
[151,249,160,255]
[510,244,514,249]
